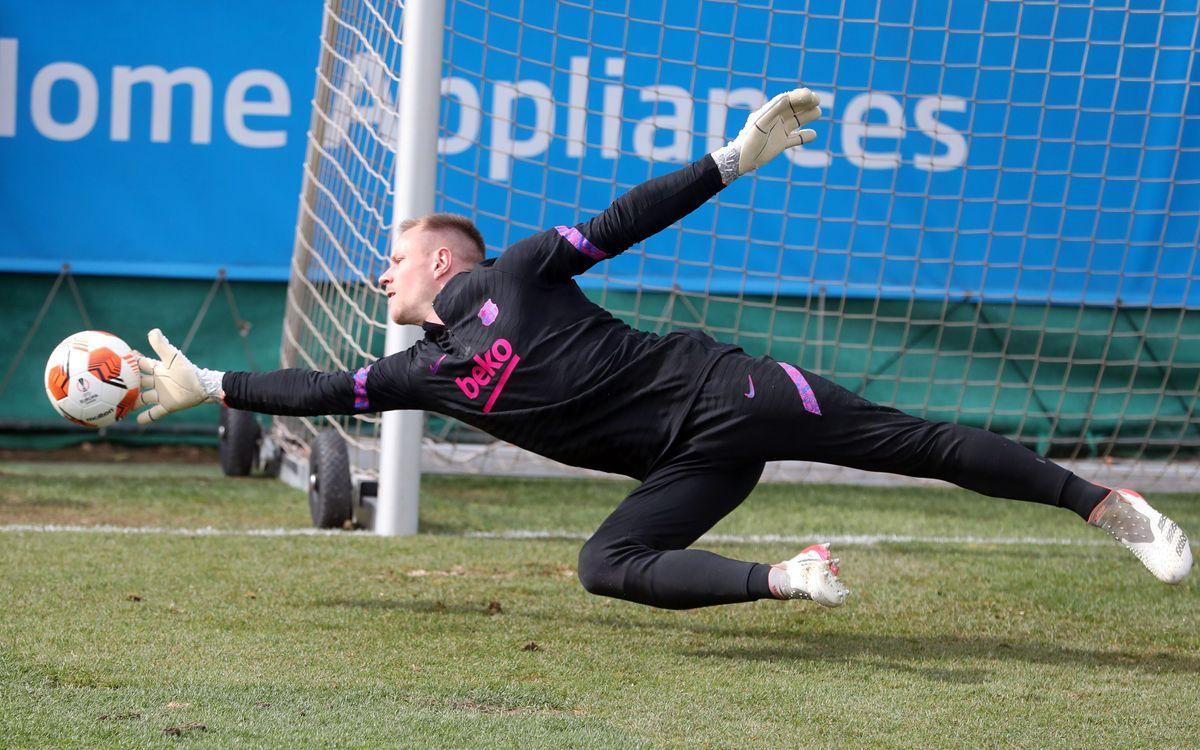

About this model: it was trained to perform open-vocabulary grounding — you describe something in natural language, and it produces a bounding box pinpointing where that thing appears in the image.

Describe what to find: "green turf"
[1,461,1198,749]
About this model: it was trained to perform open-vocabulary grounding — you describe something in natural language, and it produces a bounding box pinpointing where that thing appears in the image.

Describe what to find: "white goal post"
[375,0,445,536]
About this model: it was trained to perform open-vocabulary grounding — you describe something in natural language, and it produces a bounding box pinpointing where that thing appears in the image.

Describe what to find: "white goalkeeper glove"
[711,87,822,184]
[135,328,225,425]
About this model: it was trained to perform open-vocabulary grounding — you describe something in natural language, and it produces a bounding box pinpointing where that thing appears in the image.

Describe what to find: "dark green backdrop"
[4,272,1197,460]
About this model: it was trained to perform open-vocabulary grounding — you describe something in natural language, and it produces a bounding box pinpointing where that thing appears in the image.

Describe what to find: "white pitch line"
[0,523,1179,548]
[461,529,1123,547]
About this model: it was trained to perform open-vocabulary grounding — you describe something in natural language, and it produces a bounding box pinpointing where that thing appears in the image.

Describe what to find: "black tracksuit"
[224,155,1105,609]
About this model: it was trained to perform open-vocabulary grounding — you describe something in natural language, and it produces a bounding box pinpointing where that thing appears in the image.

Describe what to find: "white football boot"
[1088,489,1192,584]
[770,543,849,607]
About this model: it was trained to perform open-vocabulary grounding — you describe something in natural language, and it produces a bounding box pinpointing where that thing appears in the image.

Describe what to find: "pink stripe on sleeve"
[555,225,608,261]
[353,365,372,411]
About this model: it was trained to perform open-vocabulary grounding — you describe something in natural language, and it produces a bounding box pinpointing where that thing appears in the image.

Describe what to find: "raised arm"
[494,87,822,283]
[133,329,415,423]
[574,154,725,260]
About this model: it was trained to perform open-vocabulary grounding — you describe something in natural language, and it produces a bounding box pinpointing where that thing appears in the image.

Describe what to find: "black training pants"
[577,352,1105,609]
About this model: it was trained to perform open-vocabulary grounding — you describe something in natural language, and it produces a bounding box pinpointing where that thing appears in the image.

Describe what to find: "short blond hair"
[400,213,486,262]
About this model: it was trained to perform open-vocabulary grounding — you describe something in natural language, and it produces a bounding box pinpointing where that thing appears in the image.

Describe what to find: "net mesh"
[280,0,1200,489]
[276,0,402,458]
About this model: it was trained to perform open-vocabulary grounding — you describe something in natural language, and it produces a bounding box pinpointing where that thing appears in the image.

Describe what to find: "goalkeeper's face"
[380,227,461,324]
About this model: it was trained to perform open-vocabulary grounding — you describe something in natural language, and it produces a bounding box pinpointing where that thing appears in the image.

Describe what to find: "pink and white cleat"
[1088,489,1192,584]
[769,543,849,607]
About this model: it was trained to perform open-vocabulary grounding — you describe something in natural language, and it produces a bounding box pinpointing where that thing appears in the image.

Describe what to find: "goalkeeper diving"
[136,89,1192,609]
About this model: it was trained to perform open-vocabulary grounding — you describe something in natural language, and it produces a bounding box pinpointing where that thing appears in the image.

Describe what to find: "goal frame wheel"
[219,407,261,477]
[308,430,353,529]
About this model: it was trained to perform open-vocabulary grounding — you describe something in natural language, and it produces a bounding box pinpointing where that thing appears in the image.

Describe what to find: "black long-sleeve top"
[224,155,739,480]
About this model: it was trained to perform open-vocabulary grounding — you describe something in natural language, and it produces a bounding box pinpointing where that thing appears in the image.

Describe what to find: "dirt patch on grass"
[0,443,217,464]
[442,687,572,716]
[163,722,207,736]
[448,698,539,715]
[0,496,89,510]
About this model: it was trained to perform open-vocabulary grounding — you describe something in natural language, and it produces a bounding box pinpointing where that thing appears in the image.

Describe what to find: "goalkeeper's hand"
[711,87,822,184]
[135,328,224,425]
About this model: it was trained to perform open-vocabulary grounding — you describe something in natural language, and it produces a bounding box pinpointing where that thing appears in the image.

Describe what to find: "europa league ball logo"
[76,377,90,392]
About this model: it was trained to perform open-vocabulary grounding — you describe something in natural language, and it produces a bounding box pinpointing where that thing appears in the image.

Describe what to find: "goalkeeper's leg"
[577,458,846,609]
[577,459,769,609]
[686,353,1109,515]
[681,352,1191,582]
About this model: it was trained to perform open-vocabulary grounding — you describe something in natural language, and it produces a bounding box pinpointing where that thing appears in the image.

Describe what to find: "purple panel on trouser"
[353,365,372,411]
[777,362,822,416]
[555,225,608,261]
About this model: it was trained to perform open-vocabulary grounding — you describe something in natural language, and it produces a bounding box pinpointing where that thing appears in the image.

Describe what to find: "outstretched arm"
[581,88,822,254]
[571,155,725,261]
[495,87,821,283]
[221,368,363,417]
[134,329,412,423]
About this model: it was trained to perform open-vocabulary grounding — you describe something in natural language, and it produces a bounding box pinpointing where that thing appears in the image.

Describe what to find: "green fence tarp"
[3,272,1198,459]
[0,272,286,449]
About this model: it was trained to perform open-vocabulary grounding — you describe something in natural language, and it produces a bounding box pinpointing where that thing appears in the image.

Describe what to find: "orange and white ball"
[44,331,140,428]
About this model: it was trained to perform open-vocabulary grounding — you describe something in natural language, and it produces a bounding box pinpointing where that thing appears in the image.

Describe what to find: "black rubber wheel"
[308,430,352,529]
[219,407,260,477]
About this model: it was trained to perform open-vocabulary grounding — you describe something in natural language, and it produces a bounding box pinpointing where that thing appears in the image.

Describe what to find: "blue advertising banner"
[2,1,1198,307]
[0,1,323,280]
[427,0,1200,307]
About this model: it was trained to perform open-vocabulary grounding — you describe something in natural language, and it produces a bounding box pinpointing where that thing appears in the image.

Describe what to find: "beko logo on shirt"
[455,338,520,413]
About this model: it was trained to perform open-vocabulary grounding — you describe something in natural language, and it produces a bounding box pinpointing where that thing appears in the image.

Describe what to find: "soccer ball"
[44,331,141,428]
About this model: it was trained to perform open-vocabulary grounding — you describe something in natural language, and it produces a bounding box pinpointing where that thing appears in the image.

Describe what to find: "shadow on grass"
[417,521,483,535]
[0,496,90,510]
[314,597,498,616]
[685,631,1200,678]
[577,611,1200,678]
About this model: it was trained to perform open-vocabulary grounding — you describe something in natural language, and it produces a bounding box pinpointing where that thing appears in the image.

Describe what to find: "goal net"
[278,0,1200,493]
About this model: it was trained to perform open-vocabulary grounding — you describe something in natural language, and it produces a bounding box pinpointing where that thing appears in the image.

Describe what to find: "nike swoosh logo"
[430,354,447,374]
[744,374,755,398]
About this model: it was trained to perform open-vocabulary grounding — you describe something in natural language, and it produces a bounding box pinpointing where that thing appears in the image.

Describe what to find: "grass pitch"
[1,459,1198,749]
